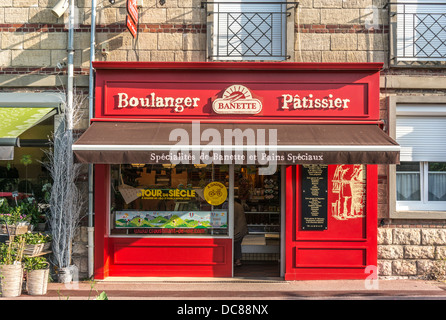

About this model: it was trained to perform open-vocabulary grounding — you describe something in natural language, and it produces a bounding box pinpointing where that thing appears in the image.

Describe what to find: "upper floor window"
[395,104,446,211]
[389,0,446,66]
[203,0,296,61]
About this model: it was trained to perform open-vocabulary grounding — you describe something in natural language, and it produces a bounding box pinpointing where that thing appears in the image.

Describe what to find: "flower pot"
[0,264,23,297]
[23,243,45,256]
[58,266,74,283]
[26,267,49,295]
[0,224,29,236]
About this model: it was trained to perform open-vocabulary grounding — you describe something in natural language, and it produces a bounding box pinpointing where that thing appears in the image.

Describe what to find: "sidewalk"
[3,277,446,300]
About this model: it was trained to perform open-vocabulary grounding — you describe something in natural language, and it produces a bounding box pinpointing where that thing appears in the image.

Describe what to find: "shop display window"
[110,164,229,236]
[0,118,53,219]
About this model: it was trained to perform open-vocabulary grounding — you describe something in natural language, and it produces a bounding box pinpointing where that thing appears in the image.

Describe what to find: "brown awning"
[72,122,400,165]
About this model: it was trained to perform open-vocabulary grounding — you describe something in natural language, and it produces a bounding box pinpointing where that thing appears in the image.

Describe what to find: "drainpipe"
[67,0,74,130]
[87,0,97,279]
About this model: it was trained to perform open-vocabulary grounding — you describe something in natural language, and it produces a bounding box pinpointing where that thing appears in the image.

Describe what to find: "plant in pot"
[0,202,31,236]
[0,236,25,297]
[17,198,44,232]
[42,91,85,283]
[23,256,50,295]
[15,232,52,256]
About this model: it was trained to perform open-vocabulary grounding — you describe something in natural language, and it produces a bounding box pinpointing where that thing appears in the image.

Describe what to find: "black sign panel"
[301,164,328,230]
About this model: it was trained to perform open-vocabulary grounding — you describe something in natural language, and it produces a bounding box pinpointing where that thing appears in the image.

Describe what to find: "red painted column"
[365,164,378,271]
[94,164,110,280]
[285,165,296,279]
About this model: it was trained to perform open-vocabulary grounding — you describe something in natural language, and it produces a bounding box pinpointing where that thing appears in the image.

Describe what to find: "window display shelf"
[245,210,280,234]
[247,224,280,234]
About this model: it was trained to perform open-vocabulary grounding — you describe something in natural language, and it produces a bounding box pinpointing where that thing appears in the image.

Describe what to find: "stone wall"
[295,0,387,65]
[378,226,446,279]
[72,226,89,280]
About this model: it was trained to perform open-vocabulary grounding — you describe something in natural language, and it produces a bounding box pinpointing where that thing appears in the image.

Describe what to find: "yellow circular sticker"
[204,182,228,206]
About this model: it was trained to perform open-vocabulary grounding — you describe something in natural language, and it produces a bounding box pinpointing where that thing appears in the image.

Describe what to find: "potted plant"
[42,96,85,283]
[17,198,44,231]
[15,232,52,256]
[0,237,25,297]
[23,256,49,295]
[0,205,31,236]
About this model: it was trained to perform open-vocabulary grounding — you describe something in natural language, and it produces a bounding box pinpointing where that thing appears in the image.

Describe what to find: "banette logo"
[212,85,262,115]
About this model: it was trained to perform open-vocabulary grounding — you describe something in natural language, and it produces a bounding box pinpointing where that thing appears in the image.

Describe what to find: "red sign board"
[93,62,382,122]
[126,0,138,38]
[100,81,370,120]
[127,0,138,24]
[126,15,137,38]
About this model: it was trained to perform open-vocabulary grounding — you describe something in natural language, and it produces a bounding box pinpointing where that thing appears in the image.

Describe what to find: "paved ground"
[3,277,446,300]
[3,278,445,319]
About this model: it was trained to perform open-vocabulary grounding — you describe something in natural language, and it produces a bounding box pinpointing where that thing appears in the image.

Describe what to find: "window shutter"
[396,116,446,162]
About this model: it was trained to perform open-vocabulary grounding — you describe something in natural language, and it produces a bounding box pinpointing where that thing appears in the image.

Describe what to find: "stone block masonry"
[378,227,446,279]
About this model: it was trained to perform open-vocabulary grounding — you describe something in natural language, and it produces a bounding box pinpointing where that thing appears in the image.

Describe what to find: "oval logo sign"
[212,85,262,115]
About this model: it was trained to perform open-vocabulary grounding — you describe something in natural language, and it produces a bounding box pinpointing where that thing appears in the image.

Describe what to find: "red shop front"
[73,62,399,280]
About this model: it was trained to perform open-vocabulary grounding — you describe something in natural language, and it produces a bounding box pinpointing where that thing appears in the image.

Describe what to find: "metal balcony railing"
[202,1,298,61]
[387,2,446,66]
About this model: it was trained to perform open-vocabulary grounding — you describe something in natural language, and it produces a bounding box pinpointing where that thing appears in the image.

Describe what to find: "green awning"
[0,107,57,160]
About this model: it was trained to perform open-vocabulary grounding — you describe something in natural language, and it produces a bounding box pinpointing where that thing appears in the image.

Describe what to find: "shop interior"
[0,117,53,203]
[110,163,282,278]
[234,166,281,278]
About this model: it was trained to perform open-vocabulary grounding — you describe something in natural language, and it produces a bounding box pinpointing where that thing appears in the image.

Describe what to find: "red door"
[285,164,378,280]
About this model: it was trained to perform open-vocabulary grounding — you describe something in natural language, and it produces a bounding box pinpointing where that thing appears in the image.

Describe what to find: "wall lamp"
[51,0,69,17]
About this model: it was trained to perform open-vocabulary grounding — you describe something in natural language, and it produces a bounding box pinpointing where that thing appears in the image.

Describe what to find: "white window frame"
[396,161,446,211]
[389,96,446,219]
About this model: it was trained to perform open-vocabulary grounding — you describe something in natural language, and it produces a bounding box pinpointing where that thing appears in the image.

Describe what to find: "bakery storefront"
[73,62,400,280]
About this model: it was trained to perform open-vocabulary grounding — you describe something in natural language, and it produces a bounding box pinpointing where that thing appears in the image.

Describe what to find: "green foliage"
[0,198,45,226]
[20,155,32,166]
[95,291,109,300]
[428,162,446,171]
[23,256,48,271]
[0,204,29,225]
[15,232,52,245]
[0,237,25,265]
[42,183,52,204]
[17,199,42,225]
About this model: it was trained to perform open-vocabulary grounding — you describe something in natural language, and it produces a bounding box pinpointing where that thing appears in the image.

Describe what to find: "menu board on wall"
[301,165,328,230]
